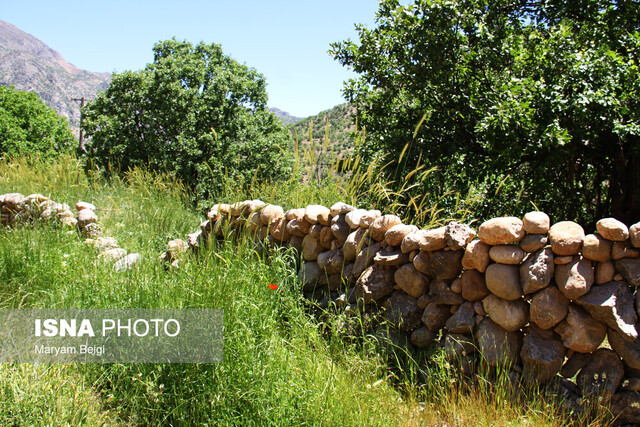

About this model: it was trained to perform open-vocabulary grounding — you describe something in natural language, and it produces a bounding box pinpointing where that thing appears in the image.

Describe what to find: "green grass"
[0,154,611,426]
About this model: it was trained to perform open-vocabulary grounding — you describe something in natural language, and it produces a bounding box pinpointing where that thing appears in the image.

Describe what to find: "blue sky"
[1,0,383,117]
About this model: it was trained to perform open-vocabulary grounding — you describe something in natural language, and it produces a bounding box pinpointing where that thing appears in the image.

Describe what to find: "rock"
[373,248,409,267]
[82,223,102,239]
[461,239,491,272]
[353,243,382,278]
[450,278,462,293]
[548,221,585,256]
[519,234,548,253]
[383,291,422,331]
[611,392,640,425]
[445,302,476,333]
[289,235,304,252]
[298,261,324,292]
[370,215,402,241]
[269,217,290,242]
[345,209,367,229]
[609,329,640,370]
[555,257,594,300]
[305,205,331,225]
[520,247,554,295]
[330,214,350,245]
[576,348,624,403]
[355,265,395,303]
[75,201,96,212]
[554,256,573,265]
[547,377,587,419]
[476,317,522,368]
[98,248,127,263]
[62,217,77,228]
[359,210,382,228]
[302,235,324,261]
[612,241,640,260]
[91,237,118,252]
[474,301,486,316]
[400,230,426,253]
[482,294,529,331]
[77,209,98,228]
[343,228,371,261]
[286,218,311,237]
[411,327,437,348]
[429,280,464,306]
[621,378,640,392]
[582,234,612,263]
[260,204,284,226]
[445,222,476,251]
[554,305,606,353]
[616,258,640,286]
[385,224,418,247]
[329,202,355,217]
[443,333,476,360]
[285,208,305,221]
[319,226,335,249]
[529,286,569,330]
[422,303,451,331]
[460,269,489,301]
[114,253,141,272]
[523,211,550,234]
[576,281,638,340]
[561,351,592,378]
[596,217,629,242]
[631,222,640,248]
[413,251,430,275]
[317,249,345,275]
[489,245,525,265]
[485,263,522,300]
[3,193,24,210]
[520,326,565,387]
[595,261,615,284]
[477,217,525,245]
[418,227,448,251]
[417,294,430,310]
[394,263,428,298]
[429,250,463,281]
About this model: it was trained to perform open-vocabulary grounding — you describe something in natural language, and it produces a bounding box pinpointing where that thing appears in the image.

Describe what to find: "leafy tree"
[331,0,640,227]
[0,85,75,157]
[82,39,293,202]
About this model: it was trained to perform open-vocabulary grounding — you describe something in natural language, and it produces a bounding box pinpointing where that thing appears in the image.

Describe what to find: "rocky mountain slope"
[0,20,111,128]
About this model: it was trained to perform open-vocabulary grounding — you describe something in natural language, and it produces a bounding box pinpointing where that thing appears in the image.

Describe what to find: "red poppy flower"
[268,283,278,290]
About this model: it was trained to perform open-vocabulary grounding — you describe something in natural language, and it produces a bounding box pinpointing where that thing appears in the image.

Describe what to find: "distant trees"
[331,0,640,226]
[0,85,75,157]
[82,39,293,202]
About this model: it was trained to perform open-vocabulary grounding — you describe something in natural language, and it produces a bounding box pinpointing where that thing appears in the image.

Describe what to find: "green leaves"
[332,0,640,226]
[83,39,292,204]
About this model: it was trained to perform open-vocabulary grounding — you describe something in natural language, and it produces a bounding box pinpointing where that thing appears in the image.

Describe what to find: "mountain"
[289,103,356,156]
[269,107,304,126]
[0,20,111,128]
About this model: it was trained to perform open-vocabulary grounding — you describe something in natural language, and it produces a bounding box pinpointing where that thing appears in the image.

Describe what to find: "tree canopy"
[0,85,75,157]
[331,0,640,227]
[82,39,293,202]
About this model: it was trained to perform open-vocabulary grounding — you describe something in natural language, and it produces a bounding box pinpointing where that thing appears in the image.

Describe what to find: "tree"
[331,0,640,227]
[82,39,293,202]
[0,85,75,157]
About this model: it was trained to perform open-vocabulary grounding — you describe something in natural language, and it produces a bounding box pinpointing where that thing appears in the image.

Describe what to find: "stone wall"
[167,199,640,422]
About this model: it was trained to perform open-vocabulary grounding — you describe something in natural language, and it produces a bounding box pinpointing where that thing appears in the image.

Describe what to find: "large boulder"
[353,243,382,278]
[616,258,640,286]
[477,217,525,245]
[554,305,606,353]
[317,249,346,275]
[330,214,351,245]
[460,269,490,301]
[260,204,284,226]
[429,250,463,281]
[548,221,585,256]
[520,247,554,295]
[576,348,624,403]
[445,302,476,334]
[77,209,98,228]
[422,303,451,332]
[343,228,371,261]
[370,215,402,241]
[476,317,523,368]
[385,224,418,247]
[298,261,324,292]
[354,265,395,303]
[359,210,382,228]
[429,280,464,306]
[523,211,550,234]
[582,234,612,263]
[383,291,422,331]
[411,327,438,348]
[302,235,324,261]
[596,217,629,242]
[576,281,638,341]
[608,329,640,370]
[482,294,529,332]
[461,239,491,272]
[520,234,548,253]
[345,209,368,229]
[555,257,594,300]
[520,326,566,387]
[489,245,525,265]
[304,205,331,225]
[529,286,569,330]
[394,263,428,298]
[444,222,476,250]
[329,202,355,217]
[485,263,522,300]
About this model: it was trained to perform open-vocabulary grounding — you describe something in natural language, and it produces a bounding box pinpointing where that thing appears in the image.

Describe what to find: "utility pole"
[72,96,85,153]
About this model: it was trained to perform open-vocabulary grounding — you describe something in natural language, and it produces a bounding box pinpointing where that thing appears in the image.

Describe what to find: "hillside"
[0,20,111,128]
[269,107,304,125]
[289,103,356,162]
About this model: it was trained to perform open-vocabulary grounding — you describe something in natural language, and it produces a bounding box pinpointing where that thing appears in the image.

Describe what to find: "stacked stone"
[171,199,640,422]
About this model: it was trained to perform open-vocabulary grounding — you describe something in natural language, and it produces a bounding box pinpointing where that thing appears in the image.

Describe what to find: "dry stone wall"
[167,199,640,423]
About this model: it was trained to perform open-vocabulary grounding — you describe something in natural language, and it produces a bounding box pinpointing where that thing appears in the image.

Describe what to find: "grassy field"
[0,155,609,426]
